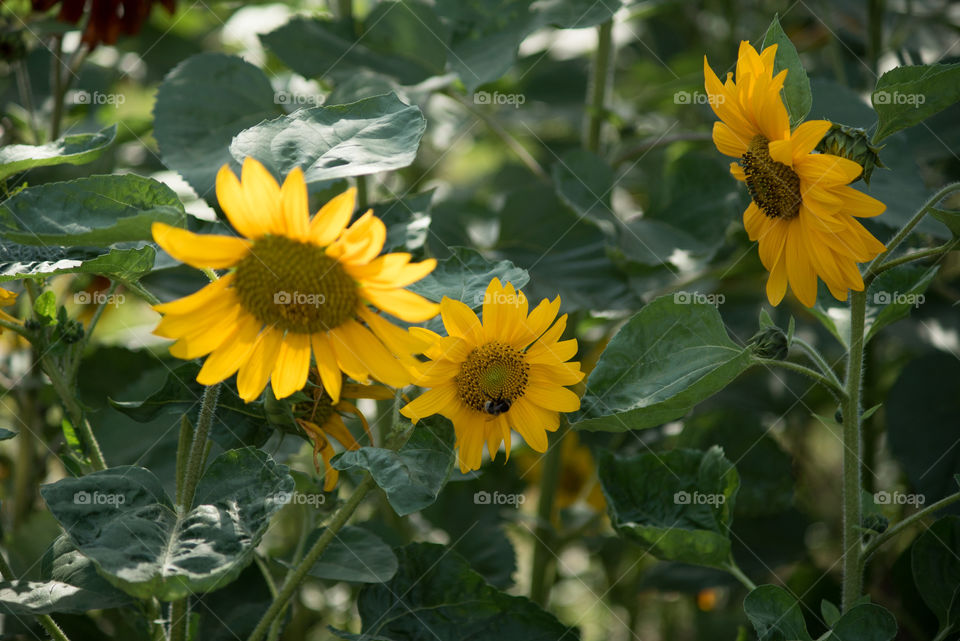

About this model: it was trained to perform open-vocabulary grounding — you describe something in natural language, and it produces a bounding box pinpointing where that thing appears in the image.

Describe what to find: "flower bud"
[816,124,885,185]
[750,326,789,360]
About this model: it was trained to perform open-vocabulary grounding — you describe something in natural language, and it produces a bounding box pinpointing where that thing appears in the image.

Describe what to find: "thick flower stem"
[247,473,377,641]
[841,289,867,612]
[170,384,220,641]
[584,20,613,154]
[756,358,847,401]
[40,358,107,471]
[530,415,571,606]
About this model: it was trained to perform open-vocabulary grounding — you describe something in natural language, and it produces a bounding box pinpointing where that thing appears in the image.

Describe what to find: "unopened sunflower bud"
[862,513,888,534]
[815,124,885,185]
[750,326,788,360]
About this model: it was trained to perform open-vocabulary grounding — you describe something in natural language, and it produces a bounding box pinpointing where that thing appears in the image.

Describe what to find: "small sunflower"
[293,375,393,491]
[400,278,584,473]
[151,157,438,403]
[0,287,18,329]
[704,41,886,307]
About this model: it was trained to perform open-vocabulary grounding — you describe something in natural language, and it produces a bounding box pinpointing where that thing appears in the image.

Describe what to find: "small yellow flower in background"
[0,288,19,328]
[293,374,393,491]
[516,431,605,512]
[705,41,887,307]
[401,278,584,473]
[151,157,439,403]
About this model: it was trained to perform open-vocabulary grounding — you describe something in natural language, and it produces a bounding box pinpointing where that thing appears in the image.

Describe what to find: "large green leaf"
[407,246,528,308]
[0,174,184,246]
[154,53,281,202]
[330,542,579,640]
[762,15,811,126]
[293,525,398,583]
[229,93,426,184]
[743,585,812,641]
[0,125,117,181]
[40,448,293,601]
[261,4,445,86]
[873,63,960,142]
[332,417,455,516]
[825,604,898,641]
[0,244,156,284]
[0,536,132,616]
[551,149,616,223]
[575,296,754,431]
[912,516,960,631]
[887,352,960,506]
[598,447,739,568]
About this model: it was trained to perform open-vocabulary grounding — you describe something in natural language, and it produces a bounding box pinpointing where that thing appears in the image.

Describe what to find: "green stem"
[841,289,867,612]
[49,36,65,141]
[791,337,843,390]
[336,0,353,23]
[15,60,42,144]
[932,624,955,641]
[529,415,571,606]
[861,490,960,561]
[170,385,220,641]
[356,175,369,210]
[0,318,27,337]
[71,280,118,380]
[864,182,960,280]
[755,358,847,400]
[0,553,71,641]
[584,20,613,154]
[724,560,757,591]
[867,0,884,76]
[871,238,959,276]
[40,358,107,471]
[247,474,377,641]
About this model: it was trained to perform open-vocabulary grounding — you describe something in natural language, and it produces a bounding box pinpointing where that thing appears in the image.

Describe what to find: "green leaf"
[332,417,455,517]
[372,189,434,252]
[575,296,754,431]
[598,446,739,568]
[931,207,960,238]
[872,63,960,142]
[743,585,812,641]
[865,264,939,342]
[0,429,16,440]
[821,599,841,627]
[912,516,960,630]
[0,174,185,246]
[195,564,272,641]
[40,448,293,601]
[32,290,58,325]
[154,53,281,203]
[261,7,443,86]
[0,244,156,284]
[824,604,898,641]
[762,14,812,126]
[0,536,132,616]
[887,353,960,508]
[330,542,580,640]
[229,93,426,185]
[0,125,117,181]
[110,362,273,450]
[293,525,398,583]
[407,246,528,308]
[552,149,616,223]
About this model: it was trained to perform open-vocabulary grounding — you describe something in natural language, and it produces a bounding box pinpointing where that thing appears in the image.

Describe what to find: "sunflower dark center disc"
[455,341,530,412]
[233,235,358,333]
[742,134,802,220]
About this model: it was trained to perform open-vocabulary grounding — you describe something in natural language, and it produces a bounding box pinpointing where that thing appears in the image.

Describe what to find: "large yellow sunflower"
[151,157,438,403]
[400,278,584,473]
[704,41,886,307]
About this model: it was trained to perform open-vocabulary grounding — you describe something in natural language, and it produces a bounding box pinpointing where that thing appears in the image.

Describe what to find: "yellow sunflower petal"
[310,187,356,247]
[310,332,342,403]
[332,320,410,388]
[152,223,249,269]
[507,398,549,452]
[167,303,244,360]
[835,185,886,218]
[440,297,483,341]
[216,164,266,239]
[357,306,431,356]
[279,167,310,241]
[196,311,262,385]
[524,383,581,413]
[360,286,439,322]
[153,273,234,316]
[400,384,457,423]
[236,326,284,402]
[766,256,789,306]
[790,120,832,158]
[271,332,312,399]
[240,157,285,236]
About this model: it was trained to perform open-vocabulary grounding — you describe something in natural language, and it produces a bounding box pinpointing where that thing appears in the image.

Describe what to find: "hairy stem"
[529,415,571,606]
[584,20,613,154]
[755,358,847,400]
[841,289,867,611]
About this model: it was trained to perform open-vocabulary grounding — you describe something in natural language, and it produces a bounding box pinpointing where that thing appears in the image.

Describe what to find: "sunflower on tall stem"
[705,40,960,613]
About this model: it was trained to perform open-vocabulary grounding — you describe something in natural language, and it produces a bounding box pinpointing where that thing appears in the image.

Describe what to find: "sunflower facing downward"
[152,157,438,402]
[401,278,584,473]
[704,41,886,307]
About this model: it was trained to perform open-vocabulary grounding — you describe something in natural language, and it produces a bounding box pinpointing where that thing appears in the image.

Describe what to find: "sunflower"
[0,287,19,330]
[704,41,886,307]
[292,375,393,491]
[31,0,177,46]
[151,157,438,403]
[400,278,584,473]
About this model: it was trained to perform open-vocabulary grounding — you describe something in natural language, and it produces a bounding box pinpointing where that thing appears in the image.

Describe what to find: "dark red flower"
[31,0,176,46]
